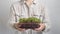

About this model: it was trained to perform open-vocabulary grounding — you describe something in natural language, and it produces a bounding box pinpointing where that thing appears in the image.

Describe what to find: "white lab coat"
[7,1,51,34]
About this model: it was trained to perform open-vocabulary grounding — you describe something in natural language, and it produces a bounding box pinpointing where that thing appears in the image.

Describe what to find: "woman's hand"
[14,23,26,31]
[34,23,45,31]
[16,28,26,31]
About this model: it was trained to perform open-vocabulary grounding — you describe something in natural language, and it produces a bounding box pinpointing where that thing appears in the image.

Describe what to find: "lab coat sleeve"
[41,4,51,32]
[7,4,16,29]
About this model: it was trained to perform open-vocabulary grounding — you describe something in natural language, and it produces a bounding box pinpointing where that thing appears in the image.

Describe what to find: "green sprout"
[19,17,41,23]
[19,18,27,23]
[27,17,41,23]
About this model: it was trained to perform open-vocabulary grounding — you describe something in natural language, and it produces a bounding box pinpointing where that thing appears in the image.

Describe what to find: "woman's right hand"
[14,23,26,31]
[16,28,26,31]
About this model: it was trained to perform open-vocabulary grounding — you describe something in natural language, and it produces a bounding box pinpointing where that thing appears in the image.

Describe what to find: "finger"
[19,29,25,31]
[35,29,41,31]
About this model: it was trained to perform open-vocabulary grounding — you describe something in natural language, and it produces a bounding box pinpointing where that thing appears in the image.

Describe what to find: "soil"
[18,23,40,29]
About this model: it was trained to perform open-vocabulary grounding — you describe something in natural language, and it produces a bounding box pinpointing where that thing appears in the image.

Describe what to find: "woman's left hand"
[34,23,45,31]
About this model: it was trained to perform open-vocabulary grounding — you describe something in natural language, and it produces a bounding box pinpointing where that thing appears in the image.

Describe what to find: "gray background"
[0,0,60,34]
